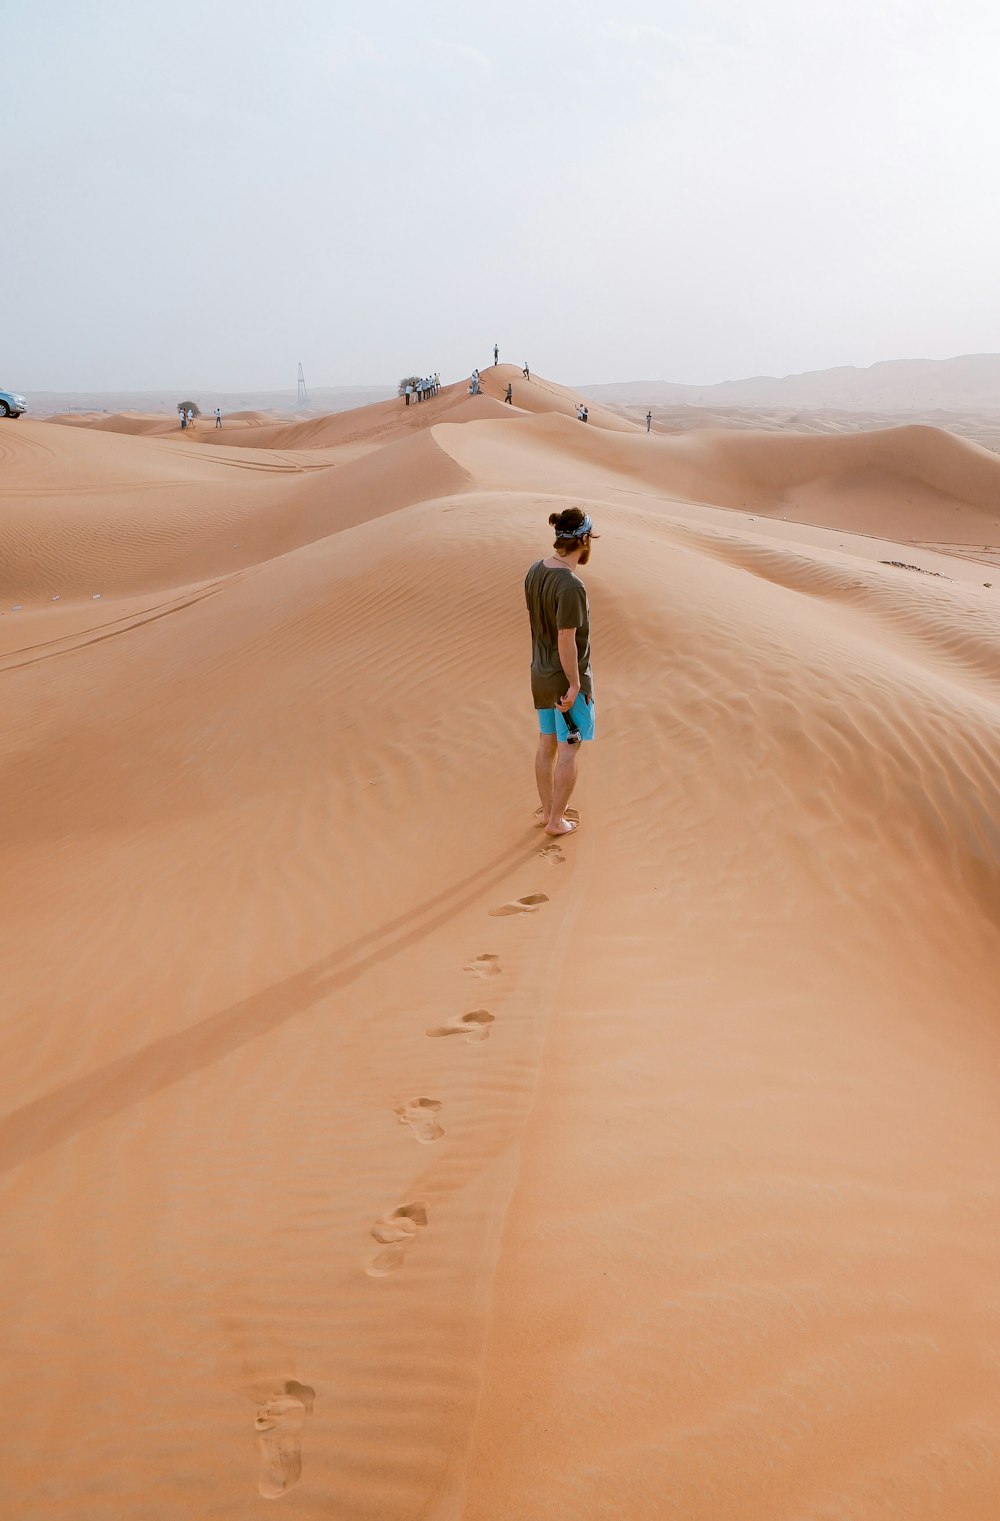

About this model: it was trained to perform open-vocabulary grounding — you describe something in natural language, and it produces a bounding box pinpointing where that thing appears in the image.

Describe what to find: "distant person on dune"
[524,506,597,837]
[470,369,480,395]
[646,410,652,433]
[505,382,513,404]
[494,343,499,365]
[215,408,222,429]
[523,362,530,379]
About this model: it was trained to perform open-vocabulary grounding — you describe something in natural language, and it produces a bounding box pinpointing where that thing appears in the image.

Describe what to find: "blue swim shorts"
[537,691,596,742]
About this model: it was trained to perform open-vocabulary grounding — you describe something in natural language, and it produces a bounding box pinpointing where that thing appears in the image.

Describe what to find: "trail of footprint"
[396,1096,444,1143]
[367,1202,428,1277]
[425,1009,495,1042]
[489,893,549,917]
[539,842,566,864]
[465,952,502,977]
[255,1380,315,1499]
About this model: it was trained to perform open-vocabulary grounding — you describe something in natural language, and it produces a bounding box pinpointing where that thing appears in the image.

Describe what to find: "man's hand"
[556,628,582,713]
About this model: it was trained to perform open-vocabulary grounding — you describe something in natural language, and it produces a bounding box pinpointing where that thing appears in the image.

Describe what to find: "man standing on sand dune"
[524,506,597,837]
[494,343,499,365]
[505,382,513,404]
[646,410,652,433]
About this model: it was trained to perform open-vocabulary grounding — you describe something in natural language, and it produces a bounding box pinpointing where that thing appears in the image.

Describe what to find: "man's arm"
[556,627,581,713]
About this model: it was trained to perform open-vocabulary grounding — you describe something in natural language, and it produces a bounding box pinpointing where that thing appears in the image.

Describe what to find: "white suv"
[0,388,27,418]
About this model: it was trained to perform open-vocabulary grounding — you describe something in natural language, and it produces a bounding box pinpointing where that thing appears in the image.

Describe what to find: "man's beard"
[578,543,591,565]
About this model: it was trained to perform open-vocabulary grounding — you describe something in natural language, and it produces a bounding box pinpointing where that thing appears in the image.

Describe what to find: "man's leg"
[535,731,558,822]
[545,741,580,835]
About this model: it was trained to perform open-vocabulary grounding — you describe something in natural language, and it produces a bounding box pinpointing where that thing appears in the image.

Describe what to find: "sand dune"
[584,349,1000,411]
[3,374,1000,1519]
[435,411,1000,546]
[474,363,639,431]
[0,417,470,601]
[48,408,297,438]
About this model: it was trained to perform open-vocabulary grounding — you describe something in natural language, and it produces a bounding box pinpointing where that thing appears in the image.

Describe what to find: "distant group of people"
[404,374,440,405]
[467,345,531,402]
[575,402,590,423]
[180,406,225,429]
[469,371,516,405]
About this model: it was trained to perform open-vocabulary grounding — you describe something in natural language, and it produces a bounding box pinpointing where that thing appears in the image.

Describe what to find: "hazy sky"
[6,0,1000,390]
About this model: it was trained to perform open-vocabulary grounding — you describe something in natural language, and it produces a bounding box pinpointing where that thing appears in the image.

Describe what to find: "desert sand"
[2,364,1000,1519]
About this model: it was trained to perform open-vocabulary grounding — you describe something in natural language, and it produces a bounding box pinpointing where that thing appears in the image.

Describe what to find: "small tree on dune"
[397,376,422,396]
[177,400,201,417]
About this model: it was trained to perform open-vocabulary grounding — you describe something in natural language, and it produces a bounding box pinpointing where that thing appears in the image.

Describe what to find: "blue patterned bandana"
[565,514,593,539]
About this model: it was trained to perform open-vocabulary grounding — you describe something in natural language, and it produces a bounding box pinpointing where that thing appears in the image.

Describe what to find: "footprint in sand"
[367,1202,428,1276]
[395,1096,444,1143]
[539,843,566,865]
[489,893,549,917]
[465,952,502,978]
[255,1379,315,1499]
[425,1009,495,1043]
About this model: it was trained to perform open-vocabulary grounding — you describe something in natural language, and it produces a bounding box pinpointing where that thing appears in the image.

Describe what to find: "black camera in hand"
[562,707,582,745]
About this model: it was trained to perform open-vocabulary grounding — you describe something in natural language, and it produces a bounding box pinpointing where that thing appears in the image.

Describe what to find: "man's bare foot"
[535,806,579,828]
[544,817,579,837]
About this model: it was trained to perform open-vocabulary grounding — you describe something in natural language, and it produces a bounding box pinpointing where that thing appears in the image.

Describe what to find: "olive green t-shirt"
[524,560,594,708]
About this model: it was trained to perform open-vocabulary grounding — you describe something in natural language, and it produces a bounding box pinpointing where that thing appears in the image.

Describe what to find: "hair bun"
[548,512,560,527]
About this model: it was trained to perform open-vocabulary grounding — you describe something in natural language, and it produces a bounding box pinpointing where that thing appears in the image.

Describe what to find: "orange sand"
[2,369,1000,1519]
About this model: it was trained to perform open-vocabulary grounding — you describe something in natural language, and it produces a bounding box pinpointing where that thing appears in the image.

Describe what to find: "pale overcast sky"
[5,0,1000,390]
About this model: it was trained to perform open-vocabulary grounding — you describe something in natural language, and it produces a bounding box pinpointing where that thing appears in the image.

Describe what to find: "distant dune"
[30,352,1000,427]
[3,369,1000,1520]
[583,350,1000,412]
[26,383,395,418]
